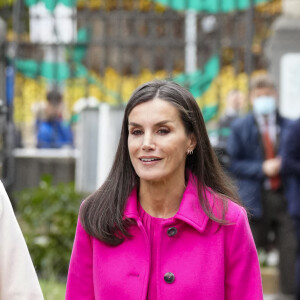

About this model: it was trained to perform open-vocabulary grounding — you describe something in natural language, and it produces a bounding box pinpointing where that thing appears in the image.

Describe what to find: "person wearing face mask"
[227,75,297,297]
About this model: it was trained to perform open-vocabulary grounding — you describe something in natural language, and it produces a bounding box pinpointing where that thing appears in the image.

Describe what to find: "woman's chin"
[137,171,166,183]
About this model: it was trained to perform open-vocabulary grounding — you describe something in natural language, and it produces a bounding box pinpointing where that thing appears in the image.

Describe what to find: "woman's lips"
[139,157,162,164]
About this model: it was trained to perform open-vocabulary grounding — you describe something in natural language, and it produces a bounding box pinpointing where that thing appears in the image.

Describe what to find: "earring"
[187,149,193,155]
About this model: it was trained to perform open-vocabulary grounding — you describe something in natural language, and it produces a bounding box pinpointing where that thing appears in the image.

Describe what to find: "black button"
[167,227,177,237]
[164,272,175,284]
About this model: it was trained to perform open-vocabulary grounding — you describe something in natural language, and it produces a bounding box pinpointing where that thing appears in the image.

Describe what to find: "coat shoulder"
[208,189,246,225]
[225,199,247,224]
[231,113,254,130]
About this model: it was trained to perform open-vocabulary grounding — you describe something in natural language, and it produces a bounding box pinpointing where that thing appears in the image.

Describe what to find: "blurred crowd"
[216,74,300,299]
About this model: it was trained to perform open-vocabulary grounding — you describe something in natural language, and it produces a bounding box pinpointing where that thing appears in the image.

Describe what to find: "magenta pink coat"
[66,176,263,300]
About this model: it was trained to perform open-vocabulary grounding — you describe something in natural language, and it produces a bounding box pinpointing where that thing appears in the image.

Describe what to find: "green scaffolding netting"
[25,0,76,11]
[173,55,220,121]
[15,53,220,120]
[173,55,219,99]
[15,58,121,99]
[15,27,89,80]
[154,0,269,13]
[15,59,88,80]
[202,105,218,122]
[23,0,269,12]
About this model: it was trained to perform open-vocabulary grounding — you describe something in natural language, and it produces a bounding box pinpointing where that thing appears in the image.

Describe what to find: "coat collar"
[123,172,218,233]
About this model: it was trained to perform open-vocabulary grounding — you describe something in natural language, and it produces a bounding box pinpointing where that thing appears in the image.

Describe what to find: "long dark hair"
[80,80,240,245]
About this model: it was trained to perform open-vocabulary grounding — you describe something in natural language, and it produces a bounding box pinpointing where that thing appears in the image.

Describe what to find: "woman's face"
[128,98,195,184]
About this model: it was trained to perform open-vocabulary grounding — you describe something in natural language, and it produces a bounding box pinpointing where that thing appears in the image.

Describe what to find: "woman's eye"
[158,128,170,135]
[131,129,143,135]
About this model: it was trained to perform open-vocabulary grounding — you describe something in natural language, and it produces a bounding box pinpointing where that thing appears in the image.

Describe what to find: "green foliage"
[40,279,66,300]
[257,247,279,268]
[16,175,83,279]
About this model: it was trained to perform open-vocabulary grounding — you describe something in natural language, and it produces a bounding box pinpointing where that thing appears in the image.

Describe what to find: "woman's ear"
[189,133,197,151]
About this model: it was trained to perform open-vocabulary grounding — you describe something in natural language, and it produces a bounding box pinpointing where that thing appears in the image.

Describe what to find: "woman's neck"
[138,174,186,219]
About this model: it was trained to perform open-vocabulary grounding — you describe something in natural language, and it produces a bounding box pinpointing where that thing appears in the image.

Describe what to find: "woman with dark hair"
[66,80,263,300]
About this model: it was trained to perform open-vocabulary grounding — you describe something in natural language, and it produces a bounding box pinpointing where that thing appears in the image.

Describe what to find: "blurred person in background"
[216,89,246,169]
[227,74,296,296]
[0,181,44,300]
[36,90,73,148]
[66,80,263,300]
[282,117,300,300]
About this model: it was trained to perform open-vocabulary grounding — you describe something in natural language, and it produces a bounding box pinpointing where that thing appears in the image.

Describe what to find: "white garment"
[0,181,44,300]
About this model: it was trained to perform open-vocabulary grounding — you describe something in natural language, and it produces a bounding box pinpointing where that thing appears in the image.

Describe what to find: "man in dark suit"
[227,75,296,296]
[282,118,300,300]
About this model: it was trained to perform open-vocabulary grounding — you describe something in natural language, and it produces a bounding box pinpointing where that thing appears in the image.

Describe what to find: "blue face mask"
[253,96,276,115]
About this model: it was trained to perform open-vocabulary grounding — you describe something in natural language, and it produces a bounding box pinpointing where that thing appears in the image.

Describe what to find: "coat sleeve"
[227,122,264,180]
[225,208,263,300]
[0,181,44,300]
[65,215,95,299]
[281,119,300,176]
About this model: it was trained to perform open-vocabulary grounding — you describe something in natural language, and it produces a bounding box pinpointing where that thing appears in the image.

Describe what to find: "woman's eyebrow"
[128,120,172,127]
[128,122,141,127]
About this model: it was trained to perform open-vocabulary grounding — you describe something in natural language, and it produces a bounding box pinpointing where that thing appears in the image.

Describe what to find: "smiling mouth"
[139,158,162,162]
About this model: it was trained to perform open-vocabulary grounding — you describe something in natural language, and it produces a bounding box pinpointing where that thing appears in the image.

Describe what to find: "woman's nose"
[142,133,155,151]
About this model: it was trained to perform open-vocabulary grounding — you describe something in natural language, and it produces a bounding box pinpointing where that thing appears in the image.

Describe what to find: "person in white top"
[0,181,44,300]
